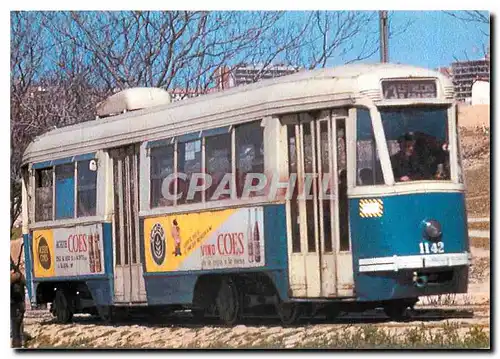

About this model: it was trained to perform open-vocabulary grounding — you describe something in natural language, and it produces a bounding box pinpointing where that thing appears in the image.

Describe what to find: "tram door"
[286,111,354,298]
[109,144,147,304]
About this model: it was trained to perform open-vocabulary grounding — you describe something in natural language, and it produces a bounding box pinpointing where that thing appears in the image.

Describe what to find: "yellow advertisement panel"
[32,224,104,278]
[32,229,55,278]
[144,207,265,272]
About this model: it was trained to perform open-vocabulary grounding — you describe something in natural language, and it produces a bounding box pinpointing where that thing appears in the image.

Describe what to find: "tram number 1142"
[419,242,445,254]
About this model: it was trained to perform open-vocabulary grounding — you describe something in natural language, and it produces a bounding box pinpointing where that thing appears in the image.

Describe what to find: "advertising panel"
[144,207,265,272]
[32,223,104,278]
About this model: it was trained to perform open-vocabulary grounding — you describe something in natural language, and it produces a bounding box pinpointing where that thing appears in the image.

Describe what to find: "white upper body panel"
[22,63,453,165]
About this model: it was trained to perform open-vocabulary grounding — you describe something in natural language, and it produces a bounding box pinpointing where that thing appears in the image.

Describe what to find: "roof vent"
[96,87,171,118]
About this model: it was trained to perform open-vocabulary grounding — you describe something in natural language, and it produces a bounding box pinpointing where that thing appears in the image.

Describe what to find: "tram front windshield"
[380,107,450,182]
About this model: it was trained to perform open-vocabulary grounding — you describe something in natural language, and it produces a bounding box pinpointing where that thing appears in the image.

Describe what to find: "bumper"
[358,252,471,273]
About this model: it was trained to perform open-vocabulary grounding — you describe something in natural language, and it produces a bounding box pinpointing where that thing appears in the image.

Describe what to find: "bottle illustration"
[94,233,102,273]
[247,208,254,263]
[171,219,182,256]
[88,233,95,273]
[253,208,261,263]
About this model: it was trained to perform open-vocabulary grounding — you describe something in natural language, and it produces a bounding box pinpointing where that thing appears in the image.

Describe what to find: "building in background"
[451,55,490,103]
[169,63,301,102]
[227,63,302,87]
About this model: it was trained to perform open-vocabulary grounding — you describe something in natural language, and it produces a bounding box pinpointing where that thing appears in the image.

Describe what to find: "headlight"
[423,219,442,241]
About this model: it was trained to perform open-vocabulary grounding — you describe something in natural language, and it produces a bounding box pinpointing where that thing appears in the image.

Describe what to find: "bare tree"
[41,11,400,92]
[444,11,489,26]
[444,10,490,57]
[242,11,411,76]
[43,11,292,94]
[11,11,48,230]
[10,11,105,230]
[11,10,410,228]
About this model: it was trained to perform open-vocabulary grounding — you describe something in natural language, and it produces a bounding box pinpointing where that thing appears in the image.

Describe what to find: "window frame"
[149,143,175,209]
[34,166,54,222]
[146,120,265,211]
[350,104,463,194]
[205,132,232,202]
[32,153,98,223]
[76,159,98,217]
[379,105,453,184]
[354,108,385,187]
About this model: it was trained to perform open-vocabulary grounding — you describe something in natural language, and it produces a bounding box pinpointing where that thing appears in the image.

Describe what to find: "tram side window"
[206,134,232,201]
[235,121,264,198]
[178,139,202,204]
[55,163,75,219]
[150,145,175,208]
[77,160,97,217]
[35,168,53,222]
[356,109,384,186]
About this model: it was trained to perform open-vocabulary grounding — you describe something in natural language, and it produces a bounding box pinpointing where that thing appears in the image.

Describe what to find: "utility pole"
[379,10,389,63]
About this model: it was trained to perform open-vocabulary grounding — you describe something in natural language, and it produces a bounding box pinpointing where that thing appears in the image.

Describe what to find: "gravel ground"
[20,246,490,350]
[22,306,489,349]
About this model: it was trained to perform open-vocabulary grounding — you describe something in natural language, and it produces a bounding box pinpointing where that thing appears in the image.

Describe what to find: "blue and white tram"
[21,63,469,325]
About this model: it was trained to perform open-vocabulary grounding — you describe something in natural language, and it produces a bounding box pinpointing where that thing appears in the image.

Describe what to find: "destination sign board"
[382,80,437,100]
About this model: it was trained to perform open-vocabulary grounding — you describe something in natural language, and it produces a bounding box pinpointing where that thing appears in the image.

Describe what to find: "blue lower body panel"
[33,276,113,306]
[145,274,198,305]
[86,279,113,306]
[350,192,469,302]
[144,268,288,306]
[355,266,468,301]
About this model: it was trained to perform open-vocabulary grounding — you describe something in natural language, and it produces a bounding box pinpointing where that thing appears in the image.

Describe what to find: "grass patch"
[421,294,458,307]
[291,324,489,349]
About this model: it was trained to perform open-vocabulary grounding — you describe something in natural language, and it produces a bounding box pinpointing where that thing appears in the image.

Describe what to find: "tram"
[21,63,469,325]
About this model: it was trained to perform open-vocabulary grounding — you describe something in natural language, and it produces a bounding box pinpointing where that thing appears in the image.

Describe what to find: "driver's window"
[380,107,450,182]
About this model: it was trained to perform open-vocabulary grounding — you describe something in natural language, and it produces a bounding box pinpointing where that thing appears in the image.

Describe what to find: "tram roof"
[22,63,453,165]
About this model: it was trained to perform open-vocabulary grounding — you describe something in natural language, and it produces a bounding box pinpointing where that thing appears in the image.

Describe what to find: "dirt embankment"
[460,127,490,218]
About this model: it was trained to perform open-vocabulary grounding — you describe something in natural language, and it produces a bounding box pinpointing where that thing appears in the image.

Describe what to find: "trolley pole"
[379,10,389,63]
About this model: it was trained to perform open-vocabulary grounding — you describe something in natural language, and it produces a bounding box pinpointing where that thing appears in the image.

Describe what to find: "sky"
[384,11,489,69]
[322,10,490,70]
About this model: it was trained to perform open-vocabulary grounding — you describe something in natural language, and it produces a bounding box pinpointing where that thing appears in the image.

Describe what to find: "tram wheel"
[53,290,73,324]
[96,305,113,323]
[215,277,240,326]
[276,301,301,326]
[383,300,410,321]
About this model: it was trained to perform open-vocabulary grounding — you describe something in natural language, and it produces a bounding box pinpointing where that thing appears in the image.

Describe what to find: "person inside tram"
[359,168,373,185]
[390,132,428,182]
[415,133,450,180]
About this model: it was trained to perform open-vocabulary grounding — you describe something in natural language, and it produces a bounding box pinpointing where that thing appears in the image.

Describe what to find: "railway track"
[24,303,489,327]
